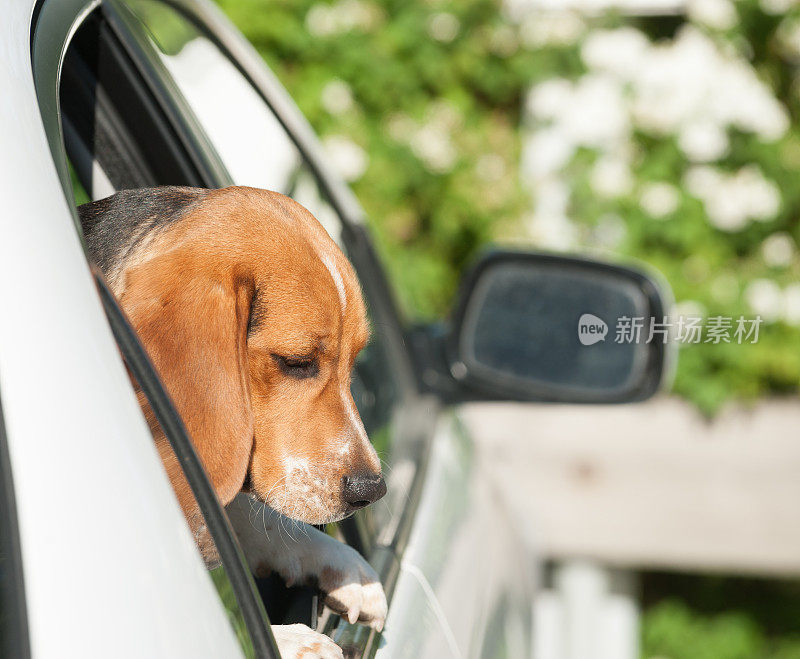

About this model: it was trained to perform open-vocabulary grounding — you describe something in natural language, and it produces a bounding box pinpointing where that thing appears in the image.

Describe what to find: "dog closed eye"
[80,186,383,536]
[272,353,319,379]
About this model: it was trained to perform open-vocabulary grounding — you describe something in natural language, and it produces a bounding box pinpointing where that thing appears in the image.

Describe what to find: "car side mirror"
[447,250,671,403]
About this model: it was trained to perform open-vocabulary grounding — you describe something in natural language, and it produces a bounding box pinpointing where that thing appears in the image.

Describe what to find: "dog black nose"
[342,473,387,509]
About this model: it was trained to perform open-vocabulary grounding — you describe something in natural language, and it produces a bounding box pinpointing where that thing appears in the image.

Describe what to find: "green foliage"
[641,573,800,659]
[644,600,767,659]
[642,600,800,659]
[214,0,537,318]
[214,0,800,413]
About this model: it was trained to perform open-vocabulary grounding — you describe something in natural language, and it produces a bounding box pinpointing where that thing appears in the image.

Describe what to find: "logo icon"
[578,313,608,345]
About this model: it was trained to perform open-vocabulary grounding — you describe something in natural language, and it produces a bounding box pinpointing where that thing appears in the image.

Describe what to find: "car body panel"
[0,1,244,656]
[378,412,533,659]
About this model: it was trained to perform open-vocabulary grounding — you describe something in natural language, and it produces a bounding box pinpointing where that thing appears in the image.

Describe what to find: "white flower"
[528,74,627,151]
[623,27,788,142]
[760,0,800,15]
[776,18,800,61]
[490,25,519,57]
[386,113,415,142]
[527,179,578,249]
[520,12,584,49]
[581,28,649,79]
[591,213,627,249]
[320,80,354,115]
[564,75,628,148]
[427,12,459,43]
[427,100,462,131]
[745,278,783,322]
[783,284,800,326]
[305,0,380,37]
[738,166,781,220]
[685,165,781,230]
[521,128,573,181]
[705,192,750,230]
[534,178,570,217]
[526,78,573,120]
[684,165,720,197]
[678,121,729,161]
[640,182,680,218]
[761,232,795,267]
[323,135,368,181]
[527,212,578,250]
[306,4,336,36]
[336,0,381,31]
[630,28,717,134]
[410,124,457,173]
[590,156,633,198]
[736,88,790,140]
[688,0,737,30]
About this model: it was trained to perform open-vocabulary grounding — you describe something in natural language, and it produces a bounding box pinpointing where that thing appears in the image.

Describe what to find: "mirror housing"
[445,250,671,404]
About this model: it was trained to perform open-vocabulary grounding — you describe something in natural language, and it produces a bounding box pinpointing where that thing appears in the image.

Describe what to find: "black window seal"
[101,0,233,189]
[93,270,280,659]
[61,13,191,192]
[0,390,32,659]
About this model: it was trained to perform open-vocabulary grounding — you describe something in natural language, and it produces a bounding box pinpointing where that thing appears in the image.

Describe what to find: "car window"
[129,0,343,241]
[126,0,405,543]
[57,10,260,657]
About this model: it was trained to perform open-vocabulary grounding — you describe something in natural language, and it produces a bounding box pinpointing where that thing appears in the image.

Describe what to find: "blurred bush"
[641,572,800,658]
[215,0,535,319]
[215,0,800,414]
[642,599,800,659]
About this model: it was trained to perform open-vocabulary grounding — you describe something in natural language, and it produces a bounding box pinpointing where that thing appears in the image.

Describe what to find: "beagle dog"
[79,186,388,658]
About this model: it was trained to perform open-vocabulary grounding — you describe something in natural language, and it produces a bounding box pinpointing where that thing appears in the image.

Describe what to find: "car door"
[4,1,280,657]
[31,0,535,656]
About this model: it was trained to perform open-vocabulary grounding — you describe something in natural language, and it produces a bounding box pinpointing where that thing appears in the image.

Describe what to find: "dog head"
[102,186,385,524]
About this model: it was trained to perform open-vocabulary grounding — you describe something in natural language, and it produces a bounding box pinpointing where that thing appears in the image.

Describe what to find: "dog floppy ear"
[119,247,254,506]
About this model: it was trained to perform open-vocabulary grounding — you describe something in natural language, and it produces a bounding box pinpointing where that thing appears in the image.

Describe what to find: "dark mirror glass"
[455,253,666,402]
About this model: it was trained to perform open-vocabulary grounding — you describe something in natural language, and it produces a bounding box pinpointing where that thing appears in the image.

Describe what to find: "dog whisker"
[378,456,394,475]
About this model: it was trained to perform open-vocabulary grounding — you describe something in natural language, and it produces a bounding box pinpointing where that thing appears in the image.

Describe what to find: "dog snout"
[342,473,386,510]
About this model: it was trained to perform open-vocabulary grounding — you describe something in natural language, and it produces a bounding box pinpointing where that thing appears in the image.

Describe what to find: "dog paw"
[226,495,387,630]
[272,624,343,659]
[316,548,388,631]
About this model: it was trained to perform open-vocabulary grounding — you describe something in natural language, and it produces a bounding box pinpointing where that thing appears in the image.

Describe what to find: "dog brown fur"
[81,186,383,559]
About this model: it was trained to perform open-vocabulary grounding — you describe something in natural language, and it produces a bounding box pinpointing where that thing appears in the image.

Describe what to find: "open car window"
[123,0,408,553]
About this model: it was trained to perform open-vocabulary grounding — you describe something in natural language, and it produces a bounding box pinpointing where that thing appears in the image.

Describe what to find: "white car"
[0,0,668,657]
